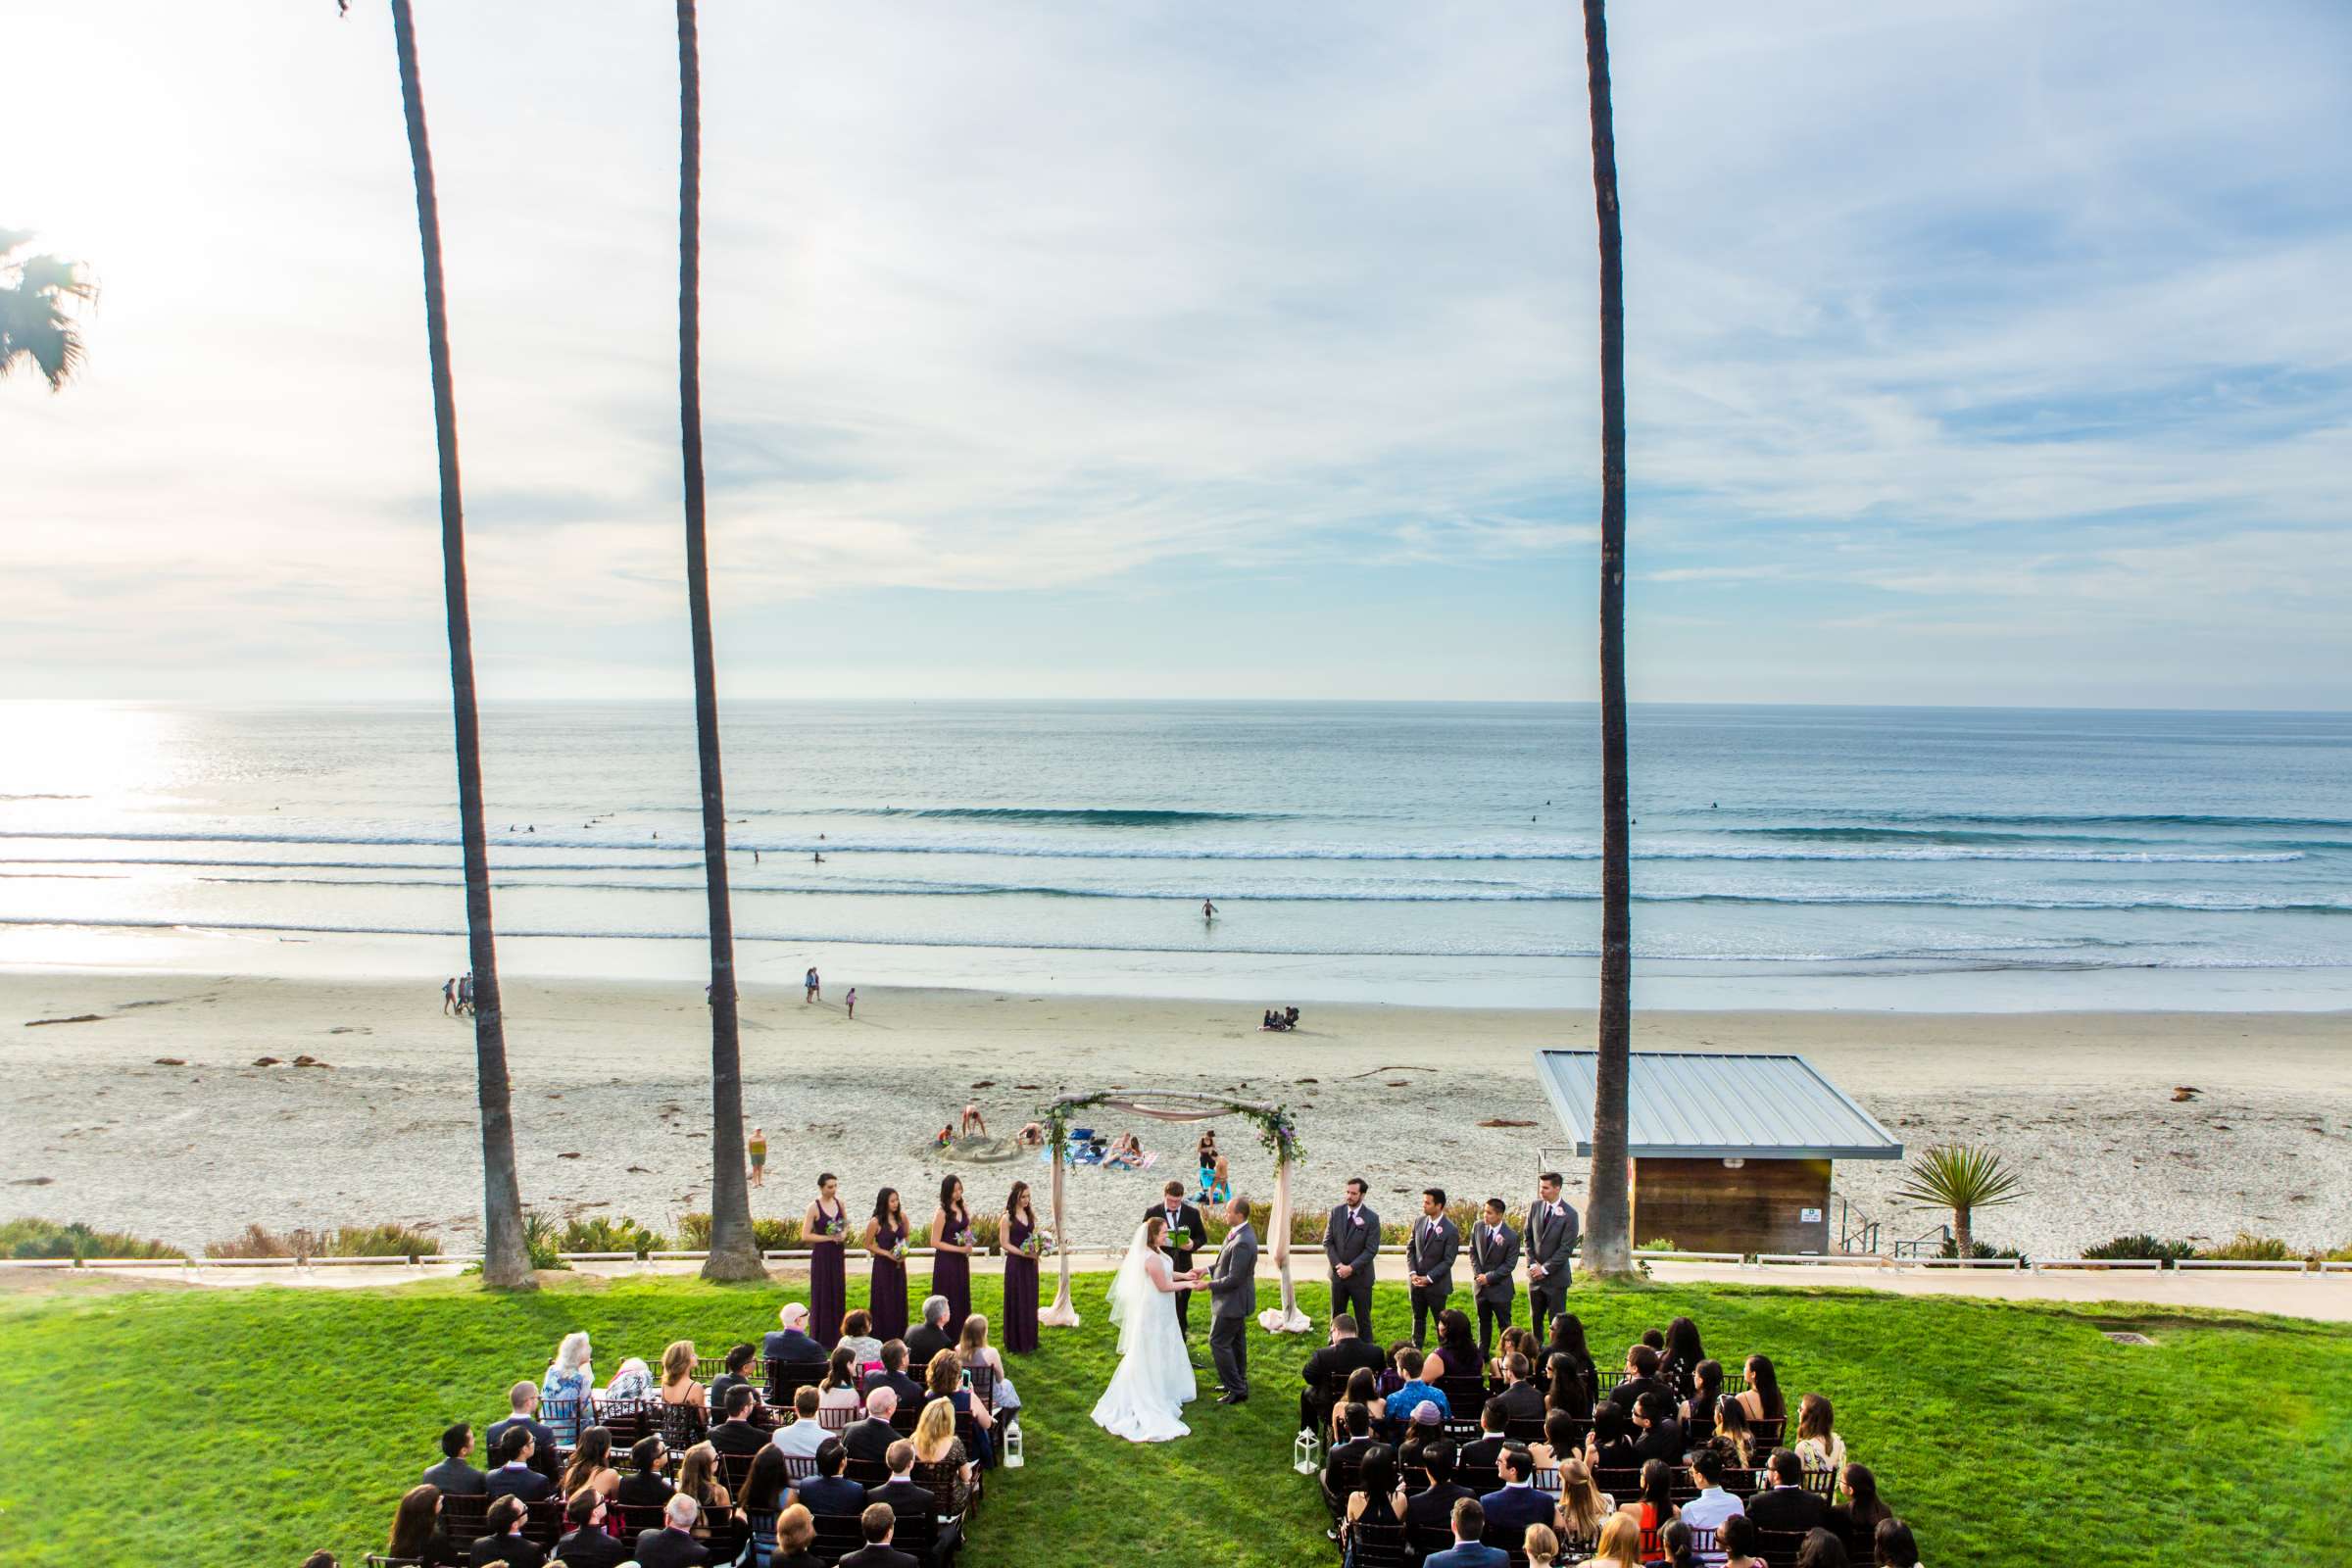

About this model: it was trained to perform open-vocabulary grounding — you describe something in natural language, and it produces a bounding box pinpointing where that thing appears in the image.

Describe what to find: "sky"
[4,1,2349,709]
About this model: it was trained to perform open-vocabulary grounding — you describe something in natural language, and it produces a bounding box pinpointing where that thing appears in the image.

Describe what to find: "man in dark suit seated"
[843,1388,903,1466]
[1456,1403,1511,1478]
[615,1436,675,1510]
[1422,1496,1507,1568]
[1298,1312,1387,1433]
[553,1489,631,1567]
[1607,1345,1670,1414]
[707,1383,769,1457]
[763,1301,827,1368]
[836,1502,921,1568]
[483,1426,555,1502]
[859,1340,926,1410]
[905,1296,956,1369]
[791,1439,868,1517]
[709,1343,761,1418]
[1744,1449,1835,1534]
[487,1382,563,1485]
[1404,1441,1476,1532]
[469,1495,547,1568]
[1489,1352,1545,1425]
[868,1440,957,1561]
[1321,1401,1380,1494]
[424,1421,488,1496]
[1477,1447,1551,1537]
[1628,1391,1685,1465]
[632,1494,712,1568]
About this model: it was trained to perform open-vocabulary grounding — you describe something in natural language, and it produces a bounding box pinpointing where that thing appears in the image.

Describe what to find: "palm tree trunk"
[1954,1205,1973,1257]
[388,0,532,1291]
[1581,0,1635,1279]
[676,0,762,1284]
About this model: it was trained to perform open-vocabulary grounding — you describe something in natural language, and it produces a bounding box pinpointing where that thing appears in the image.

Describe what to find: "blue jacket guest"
[1423,1497,1508,1568]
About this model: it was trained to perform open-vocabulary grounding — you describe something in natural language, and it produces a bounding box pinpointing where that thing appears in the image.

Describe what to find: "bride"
[1090,1215,1200,1443]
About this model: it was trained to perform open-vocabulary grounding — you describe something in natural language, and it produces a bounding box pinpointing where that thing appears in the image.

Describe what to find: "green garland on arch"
[1036,1091,1301,1168]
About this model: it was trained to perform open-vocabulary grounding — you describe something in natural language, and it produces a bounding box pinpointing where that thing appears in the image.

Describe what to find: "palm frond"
[0,226,34,260]
[1890,1145,2024,1212]
[16,254,95,304]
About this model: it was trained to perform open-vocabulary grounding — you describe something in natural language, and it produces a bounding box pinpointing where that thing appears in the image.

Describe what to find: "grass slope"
[0,1271,2346,1566]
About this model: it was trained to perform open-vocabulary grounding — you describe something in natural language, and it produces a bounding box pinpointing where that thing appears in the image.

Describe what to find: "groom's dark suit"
[1147,1198,1209,1333]
[1204,1220,1257,1399]
[1525,1197,1579,1337]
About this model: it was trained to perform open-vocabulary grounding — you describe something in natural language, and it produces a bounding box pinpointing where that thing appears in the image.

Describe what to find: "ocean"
[3,701,2348,1008]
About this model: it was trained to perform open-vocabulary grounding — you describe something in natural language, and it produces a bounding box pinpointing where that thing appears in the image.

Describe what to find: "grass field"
[0,1268,2345,1566]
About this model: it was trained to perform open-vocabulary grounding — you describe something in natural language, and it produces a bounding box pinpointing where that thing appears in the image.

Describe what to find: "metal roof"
[1532,1051,1904,1161]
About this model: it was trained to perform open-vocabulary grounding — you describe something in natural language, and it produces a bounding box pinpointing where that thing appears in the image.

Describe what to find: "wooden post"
[1041,1125,1079,1326]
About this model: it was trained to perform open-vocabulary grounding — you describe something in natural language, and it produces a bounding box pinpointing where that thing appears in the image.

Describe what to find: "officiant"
[1148,1179,1209,1334]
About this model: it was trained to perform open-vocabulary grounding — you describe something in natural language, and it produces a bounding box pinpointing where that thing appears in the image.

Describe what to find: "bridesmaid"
[804,1171,849,1349]
[931,1174,974,1334]
[864,1187,911,1343]
[1002,1180,1040,1354]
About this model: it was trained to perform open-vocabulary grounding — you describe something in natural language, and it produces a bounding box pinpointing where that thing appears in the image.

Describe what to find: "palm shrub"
[675,1212,713,1250]
[2197,1232,2297,1262]
[520,1211,564,1270]
[2083,1234,2197,1266]
[1892,1145,2023,1257]
[3,1218,181,1261]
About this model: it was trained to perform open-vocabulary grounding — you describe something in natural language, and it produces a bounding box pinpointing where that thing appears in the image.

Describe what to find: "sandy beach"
[2,970,2345,1259]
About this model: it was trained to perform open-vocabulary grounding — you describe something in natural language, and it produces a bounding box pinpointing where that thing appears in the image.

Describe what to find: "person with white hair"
[631,1493,708,1568]
[540,1330,595,1445]
[601,1355,654,1404]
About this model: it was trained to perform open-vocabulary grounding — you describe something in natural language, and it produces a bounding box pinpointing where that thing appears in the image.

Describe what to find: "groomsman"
[1148,1179,1209,1335]
[1468,1197,1520,1356]
[1405,1187,1461,1348]
[1525,1170,1579,1338]
[1322,1177,1380,1336]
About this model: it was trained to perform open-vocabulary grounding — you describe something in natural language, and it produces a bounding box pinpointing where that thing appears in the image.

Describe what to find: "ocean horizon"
[4,699,2349,1009]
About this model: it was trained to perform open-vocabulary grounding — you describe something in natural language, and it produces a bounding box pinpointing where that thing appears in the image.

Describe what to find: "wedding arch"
[1036,1088,1312,1333]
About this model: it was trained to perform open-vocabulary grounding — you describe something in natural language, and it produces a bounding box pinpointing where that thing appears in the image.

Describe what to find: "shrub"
[2197,1232,2297,1262]
[203,1223,440,1260]
[967,1213,1003,1252]
[521,1211,566,1271]
[1,1218,183,1262]
[1936,1237,2026,1260]
[674,1212,712,1250]
[559,1216,667,1256]
[2324,1242,2352,1263]
[2082,1234,2197,1265]
[751,1217,799,1251]
[1637,1238,1681,1252]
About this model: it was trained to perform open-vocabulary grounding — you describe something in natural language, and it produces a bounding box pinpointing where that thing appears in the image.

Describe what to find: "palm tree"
[0,231,96,391]
[1893,1145,2023,1257]
[675,0,762,1283]
[1579,0,1635,1277]
[368,0,533,1289]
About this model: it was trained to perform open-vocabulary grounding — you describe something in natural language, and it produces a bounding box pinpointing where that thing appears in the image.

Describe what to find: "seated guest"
[602,1355,656,1404]
[1678,1447,1746,1546]
[1682,1358,1725,1437]
[674,1441,733,1525]
[558,1426,619,1504]
[709,1384,770,1457]
[1660,1519,1702,1568]
[1661,1317,1706,1401]
[1608,1345,1670,1414]
[764,1303,826,1368]
[866,1440,933,1526]
[860,1341,925,1409]
[818,1348,865,1414]
[661,1340,710,1420]
[553,1488,630,1567]
[924,1347,994,1465]
[616,1436,674,1509]
[484,1426,555,1501]
[1734,1354,1785,1430]
[1794,1528,1849,1568]
[837,1502,920,1568]
[542,1331,597,1444]
[773,1386,829,1459]
[1793,1394,1846,1479]
[1528,1408,1582,1476]
[843,1389,903,1465]
[1585,1512,1643,1568]
[710,1343,761,1415]
[909,1396,975,1511]
[1552,1457,1615,1549]
[769,1503,819,1567]
[1457,1402,1510,1476]
[1546,1347,1595,1419]
[1344,1443,1408,1542]
[790,1439,866,1517]
[487,1382,562,1484]
[1744,1450,1834,1535]
[1833,1463,1891,1539]
[1524,1522,1563,1568]
[905,1296,956,1369]
[1478,1446,1552,1536]
[1872,1518,1919,1568]
[1397,1400,1446,1472]
[1584,1403,1640,1473]
[632,1494,710,1568]
[740,1444,792,1516]
[1336,1368,1382,1442]
[956,1314,1017,1415]
[836,1309,884,1369]
[1423,1496,1506,1568]
[386,1483,463,1568]
[1426,1307,1484,1385]
[1382,1347,1451,1427]
[1300,1313,1388,1432]
[469,1495,545,1568]
[1324,1401,1381,1484]
[424,1422,487,1497]
[1491,1352,1545,1424]
[1711,1397,1757,1472]
[1630,1391,1685,1464]
[1716,1515,1765,1568]
[1404,1440,1475,1531]
[1631,1459,1677,1550]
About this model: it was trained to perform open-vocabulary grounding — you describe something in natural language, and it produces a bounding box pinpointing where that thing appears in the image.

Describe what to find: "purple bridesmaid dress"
[808,1197,848,1348]
[1002,1214,1040,1353]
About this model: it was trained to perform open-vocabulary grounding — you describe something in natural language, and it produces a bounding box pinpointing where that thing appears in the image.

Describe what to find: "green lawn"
[0,1269,2346,1566]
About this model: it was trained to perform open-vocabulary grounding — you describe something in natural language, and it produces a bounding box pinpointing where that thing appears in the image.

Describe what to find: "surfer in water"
[1202,899,1218,922]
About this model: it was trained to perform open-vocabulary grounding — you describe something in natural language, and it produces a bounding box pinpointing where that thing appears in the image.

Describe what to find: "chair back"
[1750,1415,1788,1448]
[844,1454,891,1487]
[718,1447,758,1494]
[967,1361,998,1406]
[521,1497,565,1547]
[614,1502,668,1539]
[1438,1374,1488,1423]
[767,1359,829,1401]
[780,1452,818,1481]
[1800,1464,1838,1497]
[1503,1416,1546,1446]
[1756,1528,1812,1568]
[811,1510,868,1560]
[817,1402,856,1432]
[659,1398,708,1449]
[1346,1516,1413,1568]
[1688,1527,1719,1559]
[363,1558,422,1568]
[439,1494,489,1544]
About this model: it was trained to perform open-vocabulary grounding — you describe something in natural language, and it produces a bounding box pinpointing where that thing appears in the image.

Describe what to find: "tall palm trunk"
[387,0,532,1290]
[1580,0,1635,1278]
[677,0,762,1283]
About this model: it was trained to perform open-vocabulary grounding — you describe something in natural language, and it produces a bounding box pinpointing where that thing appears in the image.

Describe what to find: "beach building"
[1533,1050,1904,1255]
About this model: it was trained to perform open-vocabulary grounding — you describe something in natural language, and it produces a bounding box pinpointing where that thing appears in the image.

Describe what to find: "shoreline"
[3,969,2345,1259]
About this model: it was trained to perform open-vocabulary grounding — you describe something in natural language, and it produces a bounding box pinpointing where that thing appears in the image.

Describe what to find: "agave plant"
[1892,1145,2023,1257]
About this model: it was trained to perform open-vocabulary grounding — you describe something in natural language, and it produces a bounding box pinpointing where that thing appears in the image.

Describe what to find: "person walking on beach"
[458,972,475,1015]
[805,967,820,1004]
[442,976,458,1016]
[747,1126,767,1189]
[845,987,858,1020]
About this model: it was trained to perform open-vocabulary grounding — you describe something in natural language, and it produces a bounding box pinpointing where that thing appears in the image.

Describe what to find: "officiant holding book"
[1148,1180,1209,1335]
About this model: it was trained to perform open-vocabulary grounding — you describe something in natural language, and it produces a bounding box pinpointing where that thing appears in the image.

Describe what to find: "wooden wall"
[1630,1156,1832,1255]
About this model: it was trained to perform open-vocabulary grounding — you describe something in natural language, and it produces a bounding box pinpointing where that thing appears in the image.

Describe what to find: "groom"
[1202,1195,1257,1404]
[1148,1180,1209,1337]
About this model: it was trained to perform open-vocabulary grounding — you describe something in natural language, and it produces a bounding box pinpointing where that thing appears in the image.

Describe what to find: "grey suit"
[1322,1202,1380,1335]
[1525,1199,1579,1335]
[1468,1220,1520,1354]
[1205,1222,1258,1397]
[1404,1213,1461,1348]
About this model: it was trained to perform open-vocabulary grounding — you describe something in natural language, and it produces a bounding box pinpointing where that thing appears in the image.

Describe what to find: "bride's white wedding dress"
[1090,1224,1198,1443]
